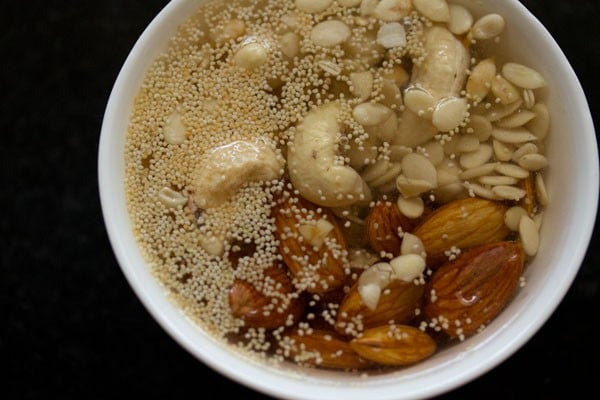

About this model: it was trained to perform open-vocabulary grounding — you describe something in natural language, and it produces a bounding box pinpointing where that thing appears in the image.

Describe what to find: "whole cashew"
[394,26,469,147]
[191,139,284,208]
[287,102,372,207]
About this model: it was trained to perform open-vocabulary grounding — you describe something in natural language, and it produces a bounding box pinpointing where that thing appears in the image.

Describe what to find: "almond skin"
[336,280,424,335]
[229,265,306,329]
[273,195,348,294]
[413,197,510,265]
[423,241,525,338]
[283,328,372,369]
[520,174,536,214]
[366,200,416,257]
[350,325,436,366]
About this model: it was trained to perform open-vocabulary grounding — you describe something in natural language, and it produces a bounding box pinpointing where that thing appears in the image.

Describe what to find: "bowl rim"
[98,0,599,399]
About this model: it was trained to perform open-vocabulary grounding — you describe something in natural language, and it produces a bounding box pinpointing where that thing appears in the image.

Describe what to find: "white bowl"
[98,1,599,399]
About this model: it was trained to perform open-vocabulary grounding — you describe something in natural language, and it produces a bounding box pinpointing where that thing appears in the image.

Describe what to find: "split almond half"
[423,241,525,338]
[350,325,436,366]
[413,197,509,265]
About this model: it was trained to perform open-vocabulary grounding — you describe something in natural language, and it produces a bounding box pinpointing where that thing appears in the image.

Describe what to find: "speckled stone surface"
[1,1,598,398]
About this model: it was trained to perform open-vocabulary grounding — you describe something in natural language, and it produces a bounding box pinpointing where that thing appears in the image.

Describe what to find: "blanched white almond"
[504,206,528,231]
[359,283,382,310]
[359,262,393,287]
[466,58,496,102]
[523,89,536,109]
[502,63,546,89]
[492,139,514,162]
[397,195,425,219]
[495,163,530,179]
[360,0,379,16]
[361,159,394,183]
[447,4,473,35]
[512,143,539,162]
[404,88,435,119]
[423,141,445,166]
[295,0,333,13]
[233,42,268,69]
[459,162,498,180]
[343,29,384,67]
[390,254,426,282]
[377,22,407,49]
[518,153,548,171]
[526,103,550,140]
[466,114,493,141]
[496,110,536,129]
[457,134,480,153]
[366,113,398,142]
[471,13,505,40]
[535,173,549,206]
[464,182,500,200]
[491,75,521,105]
[382,65,410,87]
[380,79,404,110]
[459,144,493,169]
[432,97,468,132]
[400,232,426,258]
[350,71,374,101]
[401,153,438,188]
[279,32,300,58]
[353,102,393,126]
[492,185,526,201]
[210,19,245,43]
[414,0,450,22]
[198,234,225,257]
[491,127,538,144]
[519,215,539,256]
[298,218,335,249]
[396,175,435,198]
[373,0,413,21]
[310,20,351,47]
[163,111,187,145]
[484,99,523,122]
[478,175,518,186]
[436,158,462,186]
[389,145,413,162]
[366,161,402,188]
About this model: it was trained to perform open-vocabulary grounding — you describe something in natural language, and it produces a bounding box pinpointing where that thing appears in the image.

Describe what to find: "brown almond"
[229,265,306,329]
[413,197,509,265]
[273,196,348,294]
[282,328,372,369]
[366,200,416,257]
[336,280,424,335]
[350,325,436,366]
[423,241,525,338]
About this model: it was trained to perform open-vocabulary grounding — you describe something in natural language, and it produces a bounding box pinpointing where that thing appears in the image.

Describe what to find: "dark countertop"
[2,1,598,398]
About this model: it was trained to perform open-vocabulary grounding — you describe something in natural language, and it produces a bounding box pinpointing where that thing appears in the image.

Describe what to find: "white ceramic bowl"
[98,1,598,398]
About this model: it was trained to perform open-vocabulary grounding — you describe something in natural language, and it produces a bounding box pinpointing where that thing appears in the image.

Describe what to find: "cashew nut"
[287,102,372,207]
[191,139,284,208]
[394,26,469,147]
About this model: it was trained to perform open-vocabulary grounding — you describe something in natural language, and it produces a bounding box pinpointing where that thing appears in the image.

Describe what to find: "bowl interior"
[98,0,599,399]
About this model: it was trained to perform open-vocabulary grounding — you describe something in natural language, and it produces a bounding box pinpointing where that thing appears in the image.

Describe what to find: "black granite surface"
[1,1,599,399]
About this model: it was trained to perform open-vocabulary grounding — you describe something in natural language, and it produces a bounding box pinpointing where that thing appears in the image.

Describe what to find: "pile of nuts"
[126,0,549,370]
